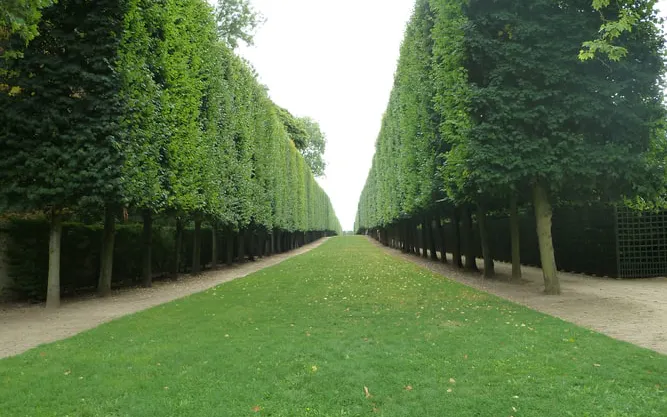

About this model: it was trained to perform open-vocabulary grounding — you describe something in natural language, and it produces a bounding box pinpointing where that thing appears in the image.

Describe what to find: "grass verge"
[1,236,665,416]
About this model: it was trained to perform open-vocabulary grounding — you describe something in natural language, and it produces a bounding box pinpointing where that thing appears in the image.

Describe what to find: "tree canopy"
[356,0,664,294]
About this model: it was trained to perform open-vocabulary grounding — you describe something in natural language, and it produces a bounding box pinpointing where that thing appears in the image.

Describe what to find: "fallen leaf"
[364,386,372,398]
[163,386,169,390]
[593,363,601,367]
[251,405,261,412]
[404,385,413,391]
[39,352,46,357]
[449,378,456,384]
[311,365,318,372]
[464,354,468,360]
[447,388,453,393]
[64,370,71,376]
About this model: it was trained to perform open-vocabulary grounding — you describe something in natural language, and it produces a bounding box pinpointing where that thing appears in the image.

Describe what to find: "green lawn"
[1,236,665,416]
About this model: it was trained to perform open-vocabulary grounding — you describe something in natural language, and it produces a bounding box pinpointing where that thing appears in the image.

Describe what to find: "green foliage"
[0,0,126,212]
[1,0,341,236]
[0,0,54,57]
[215,0,264,49]
[579,0,652,61]
[300,117,327,177]
[356,0,664,235]
[462,0,664,202]
[1,237,665,415]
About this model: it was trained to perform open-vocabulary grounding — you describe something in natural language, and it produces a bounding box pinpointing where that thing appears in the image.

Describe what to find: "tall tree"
[299,117,327,177]
[215,0,264,49]
[0,0,125,307]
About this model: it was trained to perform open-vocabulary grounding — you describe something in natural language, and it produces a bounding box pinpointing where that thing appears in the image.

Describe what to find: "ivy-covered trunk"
[509,195,522,280]
[211,222,218,268]
[533,183,560,294]
[173,217,184,279]
[46,208,62,309]
[98,207,116,297]
[462,206,478,272]
[142,210,152,288]
[191,217,202,274]
[477,204,494,278]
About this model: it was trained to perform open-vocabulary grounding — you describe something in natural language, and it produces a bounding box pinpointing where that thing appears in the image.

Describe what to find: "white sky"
[235,0,667,231]
[237,0,415,231]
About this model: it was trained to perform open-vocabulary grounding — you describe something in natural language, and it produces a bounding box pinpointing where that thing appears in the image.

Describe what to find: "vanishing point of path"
[372,238,667,355]
[0,239,328,359]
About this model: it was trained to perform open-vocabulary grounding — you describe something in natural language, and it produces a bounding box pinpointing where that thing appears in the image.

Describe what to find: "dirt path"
[372,239,667,355]
[0,239,328,359]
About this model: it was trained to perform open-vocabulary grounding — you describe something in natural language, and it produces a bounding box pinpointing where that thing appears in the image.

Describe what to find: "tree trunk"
[238,229,246,262]
[98,207,116,297]
[510,195,522,280]
[46,208,62,309]
[142,210,152,288]
[225,227,234,266]
[269,231,275,255]
[533,183,560,294]
[451,209,462,267]
[192,217,202,275]
[436,212,447,263]
[173,217,183,279]
[462,206,478,272]
[421,217,429,258]
[477,204,495,278]
[248,229,256,262]
[428,214,438,261]
[401,221,408,253]
[211,222,218,268]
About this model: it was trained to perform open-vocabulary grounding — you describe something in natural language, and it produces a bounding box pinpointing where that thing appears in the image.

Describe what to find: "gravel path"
[0,239,328,359]
[372,239,667,355]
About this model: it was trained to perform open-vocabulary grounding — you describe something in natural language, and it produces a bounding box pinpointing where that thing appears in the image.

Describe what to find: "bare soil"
[372,239,667,355]
[0,239,327,359]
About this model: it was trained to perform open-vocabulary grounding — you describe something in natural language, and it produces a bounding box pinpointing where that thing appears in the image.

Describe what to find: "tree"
[459,0,664,293]
[215,0,264,49]
[0,0,125,307]
[299,117,327,177]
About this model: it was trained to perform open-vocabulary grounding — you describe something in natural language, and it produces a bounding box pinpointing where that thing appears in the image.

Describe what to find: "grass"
[0,236,665,416]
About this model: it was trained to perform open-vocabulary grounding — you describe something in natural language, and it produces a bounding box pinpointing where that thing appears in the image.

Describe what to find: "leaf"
[404,385,413,391]
[364,386,372,398]
[251,405,261,412]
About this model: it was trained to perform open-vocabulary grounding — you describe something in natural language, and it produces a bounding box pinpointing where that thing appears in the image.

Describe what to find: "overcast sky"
[237,0,667,231]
